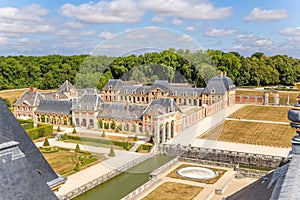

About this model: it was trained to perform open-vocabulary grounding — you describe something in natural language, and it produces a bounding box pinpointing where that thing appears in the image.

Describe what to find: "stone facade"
[15,75,236,144]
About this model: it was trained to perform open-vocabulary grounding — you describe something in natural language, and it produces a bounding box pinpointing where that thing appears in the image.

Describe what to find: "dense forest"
[0,49,299,90]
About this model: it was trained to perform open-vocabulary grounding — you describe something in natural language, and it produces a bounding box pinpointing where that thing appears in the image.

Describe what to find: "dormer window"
[211,87,215,94]
[108,85,112,90]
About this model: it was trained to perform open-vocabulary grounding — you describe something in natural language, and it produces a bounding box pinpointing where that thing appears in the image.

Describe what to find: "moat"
[73,155,173,200]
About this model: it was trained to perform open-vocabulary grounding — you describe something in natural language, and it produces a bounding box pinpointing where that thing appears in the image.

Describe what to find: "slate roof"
[0,98,63,199]
[77,88,100,97]
[0,143,59,200]
[103,79,123,90]
[170,87,203,97]
[72,94,104,111]
[202,75,236,95]
[42,92,69,100]
[143,98,181,115]
[13,91,45,107]
[56,80,75,92]
[98,103,145,120]
[35,100,74,115]
[275,155,300,200]
[226,163,289,200]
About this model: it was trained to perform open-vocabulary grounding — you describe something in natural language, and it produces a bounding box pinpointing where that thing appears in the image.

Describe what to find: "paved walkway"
[36,139,144,196]
[192,139,290,157]
[168,104,245,146]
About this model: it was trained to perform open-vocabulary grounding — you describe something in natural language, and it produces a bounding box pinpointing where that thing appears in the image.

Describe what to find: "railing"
[160,143,288,168]
[150,156,179,177]
[178,157,237,169]
[59,148,156,200]
[122,156,178,200]
[121,176,159,200]
[236,168,269,179]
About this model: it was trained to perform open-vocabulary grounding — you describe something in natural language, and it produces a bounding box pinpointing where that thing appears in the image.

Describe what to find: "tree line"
[0,50,299,90]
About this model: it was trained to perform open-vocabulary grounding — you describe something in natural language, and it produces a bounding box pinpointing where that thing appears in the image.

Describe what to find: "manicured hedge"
[26,124,53,140]
[136,144,153,153]
[67,135,133,150]
[18,119,34,130]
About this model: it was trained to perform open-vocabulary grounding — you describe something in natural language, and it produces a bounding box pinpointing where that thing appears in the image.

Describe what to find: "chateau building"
[14,74,236,143]
[13,80,100,120]
[102,73,236,107]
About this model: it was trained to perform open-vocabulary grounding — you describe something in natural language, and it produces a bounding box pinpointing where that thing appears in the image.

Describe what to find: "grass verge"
[143,182,202,200]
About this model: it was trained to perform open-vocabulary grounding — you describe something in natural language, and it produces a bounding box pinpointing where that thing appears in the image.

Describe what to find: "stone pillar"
[167,123,171,140]
[155,121,160,144]
[161,124,166,143]
[264,93,269,105]
[274,93,280,105]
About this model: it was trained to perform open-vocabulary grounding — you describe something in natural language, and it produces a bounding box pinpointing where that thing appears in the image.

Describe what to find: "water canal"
[73,155,173,200]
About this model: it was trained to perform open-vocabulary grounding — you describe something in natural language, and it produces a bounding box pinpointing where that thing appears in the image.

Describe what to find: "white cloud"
[171,18,183,25]
[205,28,237,37]
[244,8,289,22]
[0,4,54,35]
[60,0,143,24]
[0,4,48,22]
[141,0,232,20]
[185,26,195,32]
[236,34,273,47]
[280,27,300,36]
[99,31,115,39]
[151,16,165,23]
[64,21,85,29]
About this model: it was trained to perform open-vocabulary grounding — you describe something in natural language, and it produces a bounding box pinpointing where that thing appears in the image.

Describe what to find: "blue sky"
[0,0,300,57]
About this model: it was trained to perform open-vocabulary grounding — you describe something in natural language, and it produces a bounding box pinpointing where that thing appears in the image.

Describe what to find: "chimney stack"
[29,87,34,92]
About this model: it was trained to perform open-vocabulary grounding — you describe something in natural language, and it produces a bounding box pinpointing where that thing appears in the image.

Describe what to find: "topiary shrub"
[43,138,50,147]
[72,128,77,134]
[61,133,68,140]
[57,126,62,132]
[109,146,115,157]
[75,144,81,152]
[101,131,106,137]
[134,135,138,141]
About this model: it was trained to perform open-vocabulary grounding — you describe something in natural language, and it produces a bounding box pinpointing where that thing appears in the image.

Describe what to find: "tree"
[98,119,103,129]
[74,162,80,172]
[43,138,50,146]
[110,121,116,130]
[75,144,80,152]
[109,146,115,157]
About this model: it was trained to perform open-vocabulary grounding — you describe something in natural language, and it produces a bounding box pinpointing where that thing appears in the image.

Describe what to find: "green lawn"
[143,182,202,200]
[41,147,105,176]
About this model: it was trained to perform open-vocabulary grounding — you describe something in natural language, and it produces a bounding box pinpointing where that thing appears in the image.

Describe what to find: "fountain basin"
[176,166,218,180]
